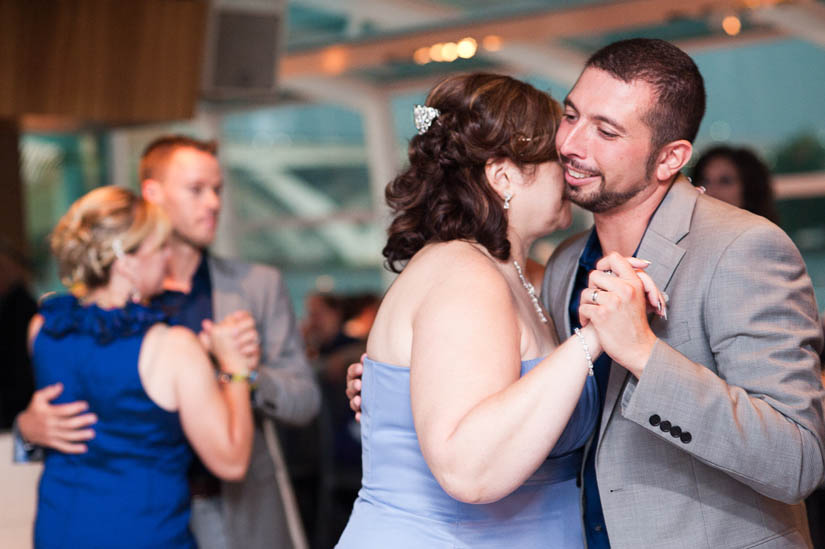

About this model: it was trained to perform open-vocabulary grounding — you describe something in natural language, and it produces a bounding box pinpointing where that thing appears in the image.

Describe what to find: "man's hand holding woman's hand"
[579,253,663,378]
[200,311,260,374]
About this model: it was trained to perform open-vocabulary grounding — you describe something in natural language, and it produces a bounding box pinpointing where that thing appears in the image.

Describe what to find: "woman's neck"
[83,279,131,309]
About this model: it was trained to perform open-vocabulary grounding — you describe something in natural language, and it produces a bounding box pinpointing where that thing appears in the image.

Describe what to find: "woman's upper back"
[368,241,555,366]
[33,295,191,471]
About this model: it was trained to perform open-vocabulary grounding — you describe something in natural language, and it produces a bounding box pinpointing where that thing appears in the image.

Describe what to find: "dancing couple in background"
[342,38,825,548]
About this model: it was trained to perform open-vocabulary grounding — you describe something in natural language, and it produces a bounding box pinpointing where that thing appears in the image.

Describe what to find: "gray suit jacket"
[542,177,825,548]
[209,256,320,549]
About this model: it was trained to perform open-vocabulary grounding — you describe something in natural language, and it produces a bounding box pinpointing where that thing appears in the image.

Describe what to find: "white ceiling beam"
[750,2,825,49]
[484,42,588,87]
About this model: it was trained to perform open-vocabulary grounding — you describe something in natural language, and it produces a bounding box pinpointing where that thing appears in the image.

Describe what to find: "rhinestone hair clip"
[112,238,126,260]
[413,104,440,135]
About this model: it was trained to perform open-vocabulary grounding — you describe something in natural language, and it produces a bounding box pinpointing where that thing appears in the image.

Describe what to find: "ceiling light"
[457,37,477,59]
[413,46,431,65]
[722,15,742,36]
[482,35,502,51]
[441,42,459,62]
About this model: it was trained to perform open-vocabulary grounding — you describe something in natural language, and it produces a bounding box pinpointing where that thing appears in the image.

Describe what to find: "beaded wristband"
[573,327,595,377]
[218,370,259,389]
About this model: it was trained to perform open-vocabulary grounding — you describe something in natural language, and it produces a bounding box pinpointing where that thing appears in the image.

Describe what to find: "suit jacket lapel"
[208,255,237,323]
[555,249,581,343]
[597,175,697,444]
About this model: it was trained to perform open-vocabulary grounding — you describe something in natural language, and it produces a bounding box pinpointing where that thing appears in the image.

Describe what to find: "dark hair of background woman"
[382,73,563,273]
[691,145,780,224]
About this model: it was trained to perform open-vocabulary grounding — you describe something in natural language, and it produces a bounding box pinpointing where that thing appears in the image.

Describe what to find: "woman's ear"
[485,158,515,200]
[111,254,138,287]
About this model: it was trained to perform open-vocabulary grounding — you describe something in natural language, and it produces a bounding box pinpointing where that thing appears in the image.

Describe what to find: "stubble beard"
[564,176,649,214]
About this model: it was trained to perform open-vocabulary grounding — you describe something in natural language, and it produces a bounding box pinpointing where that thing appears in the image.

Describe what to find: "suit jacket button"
[680,432,692,444]
[670,426,682,438]
[659,420,671,432]
[649,414,661,426]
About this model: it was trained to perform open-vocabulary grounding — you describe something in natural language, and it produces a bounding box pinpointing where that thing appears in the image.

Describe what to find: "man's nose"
[205,188,221,210]
[558,122,586,159]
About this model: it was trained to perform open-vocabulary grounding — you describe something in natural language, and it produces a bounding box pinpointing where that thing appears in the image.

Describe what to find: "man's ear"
[484,158,515,200]
[654,140,693,182]
[142,179,163,204]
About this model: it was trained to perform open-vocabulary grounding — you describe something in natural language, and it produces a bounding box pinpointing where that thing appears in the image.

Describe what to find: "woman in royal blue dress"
[337,74,664,548]
[30,186,258,548]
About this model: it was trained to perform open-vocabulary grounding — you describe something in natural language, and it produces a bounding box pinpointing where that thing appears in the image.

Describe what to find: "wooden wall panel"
[0,119,24,256]
[0,0,208,123]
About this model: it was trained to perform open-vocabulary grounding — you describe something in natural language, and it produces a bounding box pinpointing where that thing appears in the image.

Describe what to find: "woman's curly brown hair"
[383,73,562,272]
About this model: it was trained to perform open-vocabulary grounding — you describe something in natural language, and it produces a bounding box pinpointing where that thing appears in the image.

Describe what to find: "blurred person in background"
[0,239,37,429]
[30,186,256,548]
[16,135,320,549]
[691,145,780,224]
[296,291,378,547]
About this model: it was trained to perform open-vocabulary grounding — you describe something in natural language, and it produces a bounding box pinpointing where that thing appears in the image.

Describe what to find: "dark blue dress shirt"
[151,253,219,495]
[568,229,612,548]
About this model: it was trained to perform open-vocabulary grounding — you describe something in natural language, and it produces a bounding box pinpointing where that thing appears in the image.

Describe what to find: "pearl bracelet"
[573,327,595,377]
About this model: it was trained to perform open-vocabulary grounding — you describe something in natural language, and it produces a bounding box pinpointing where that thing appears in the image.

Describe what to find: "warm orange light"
[482,35,503,51]
[429,43,445,62]
[456,37,478,59]
[441,42,459,62]
[413,46,431,65]
[321,46,348,75]
[722,15,742,36]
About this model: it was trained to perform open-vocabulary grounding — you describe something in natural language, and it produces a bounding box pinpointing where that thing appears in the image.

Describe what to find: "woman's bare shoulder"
[407,241,504,283]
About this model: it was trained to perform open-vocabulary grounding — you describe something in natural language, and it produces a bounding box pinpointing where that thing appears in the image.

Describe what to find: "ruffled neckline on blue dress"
[39,294,167,345]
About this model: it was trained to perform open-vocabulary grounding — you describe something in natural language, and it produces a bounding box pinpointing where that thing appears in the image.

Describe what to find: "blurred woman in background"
[691,145,780,223]
[30,186,258,548]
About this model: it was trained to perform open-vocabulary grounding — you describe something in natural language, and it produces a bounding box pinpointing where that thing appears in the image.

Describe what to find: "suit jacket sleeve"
[12,415,44,463]
[622,222,825,503]
[251,268,320,427]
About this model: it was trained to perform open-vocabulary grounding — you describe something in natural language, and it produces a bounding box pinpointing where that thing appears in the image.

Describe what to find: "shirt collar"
[578,228,604,272]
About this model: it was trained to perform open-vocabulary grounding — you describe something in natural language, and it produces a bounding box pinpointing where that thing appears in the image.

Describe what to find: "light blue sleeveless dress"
[337,356,599,548]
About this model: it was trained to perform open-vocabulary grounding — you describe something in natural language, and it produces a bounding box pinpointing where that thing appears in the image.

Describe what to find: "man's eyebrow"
[563,97,627,133]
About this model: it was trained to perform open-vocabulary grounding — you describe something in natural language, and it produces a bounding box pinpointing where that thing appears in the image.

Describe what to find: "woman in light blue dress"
[337,74,663,548]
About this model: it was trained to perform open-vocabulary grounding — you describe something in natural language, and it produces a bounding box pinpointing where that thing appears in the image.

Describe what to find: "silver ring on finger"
[591,289,599,304]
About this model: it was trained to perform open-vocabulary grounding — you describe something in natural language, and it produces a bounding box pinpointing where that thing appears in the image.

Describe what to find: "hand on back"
[17,383,97,454]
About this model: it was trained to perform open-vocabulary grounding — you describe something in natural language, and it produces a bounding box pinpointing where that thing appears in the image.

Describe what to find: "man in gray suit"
[544,38,825,547]
[16,135,320,549]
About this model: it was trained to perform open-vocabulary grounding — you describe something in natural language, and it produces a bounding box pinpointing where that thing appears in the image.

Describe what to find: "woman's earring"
[503,192,512,210]
[129,288,142,304]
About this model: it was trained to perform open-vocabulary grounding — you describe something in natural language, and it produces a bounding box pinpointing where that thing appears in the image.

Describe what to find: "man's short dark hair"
[139,135,218,182]
[586,38,706,153]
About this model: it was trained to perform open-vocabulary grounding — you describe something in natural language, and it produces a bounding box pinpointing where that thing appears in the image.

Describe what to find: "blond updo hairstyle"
[50,186,171,294]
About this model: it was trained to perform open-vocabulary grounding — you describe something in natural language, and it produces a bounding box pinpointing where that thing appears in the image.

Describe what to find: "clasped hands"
[579,252,665,378]
[199,310,261,375]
